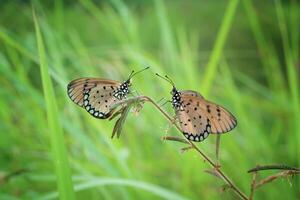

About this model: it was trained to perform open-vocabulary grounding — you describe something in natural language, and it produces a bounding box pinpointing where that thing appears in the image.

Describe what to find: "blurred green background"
[0,0,299,199]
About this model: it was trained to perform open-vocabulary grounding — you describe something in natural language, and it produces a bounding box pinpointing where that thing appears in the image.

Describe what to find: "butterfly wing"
[181,91,237,134]
[176,92,211,142]
[177,90,237,142]
[200,100,237,134]
[67,78,122,119]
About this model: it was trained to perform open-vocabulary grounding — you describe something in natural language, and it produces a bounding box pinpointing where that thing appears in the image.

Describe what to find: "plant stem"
[248,165,300,173]
[138,96,248,200]
[254,170,300,190]
[112,95,248,199]
[249,172,257,200]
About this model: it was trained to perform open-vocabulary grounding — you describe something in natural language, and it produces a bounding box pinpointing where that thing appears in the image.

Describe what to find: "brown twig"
[112,95,248,200]
[180,146,194,153]
[249,171,257,200]
[111,95,248,199]
[248,164,300,173]
[247,164,300,198]
[254,170,300,190]
[110,96,300,200]
[161,136,189,144]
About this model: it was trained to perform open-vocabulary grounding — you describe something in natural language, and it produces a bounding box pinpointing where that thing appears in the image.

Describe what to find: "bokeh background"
[0,0,299,199]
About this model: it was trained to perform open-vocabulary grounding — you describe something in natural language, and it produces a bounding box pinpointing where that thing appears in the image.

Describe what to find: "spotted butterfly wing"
[67,78,127,119]
[199,100,237,134]
[67,67,149,119]
[177,90,237,142]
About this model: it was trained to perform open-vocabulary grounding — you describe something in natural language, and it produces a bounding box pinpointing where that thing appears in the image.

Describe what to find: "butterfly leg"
[129,87,139,97]
[163,115,178,137]
[156,97,165,104]
[161,100,171,107]
[156,98,171,108]
[169,114,178,127]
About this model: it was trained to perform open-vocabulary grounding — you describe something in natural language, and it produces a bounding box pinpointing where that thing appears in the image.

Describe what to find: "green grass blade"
[201,0,239,95]
[275,0,300,166]
[0,28,37,62]
[242,0,286,99]
[155,0,177,70]
[40,177,189,200]
[33,9,76,200]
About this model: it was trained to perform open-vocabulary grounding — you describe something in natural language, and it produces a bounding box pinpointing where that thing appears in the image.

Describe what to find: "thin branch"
[111,95,248,200]
[249,171,257,200]
[248,165,300,173]
[254,170,300,190]
[204,169,223,180]
[161,136,189,144]
[142,96,248,200]
[247,164,300,198]
[110,95,300,200]
[180,146,194,153]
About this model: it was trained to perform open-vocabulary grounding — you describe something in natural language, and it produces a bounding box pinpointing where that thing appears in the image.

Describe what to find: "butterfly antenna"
[129,66,150,79]
[155,73,174,86]
[164,75,175,86]
[128,70,135,79]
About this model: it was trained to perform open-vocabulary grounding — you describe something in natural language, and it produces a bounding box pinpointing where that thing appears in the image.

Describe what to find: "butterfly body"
[170,86,237,142]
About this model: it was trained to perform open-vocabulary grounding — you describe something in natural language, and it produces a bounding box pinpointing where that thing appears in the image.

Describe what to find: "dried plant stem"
[112,95,248,200]
[248,165,300,173]
[131,96,248,200]
[161,136,189,144]
[254,170,300,190]
[249,171,257,200]
[180,146,194,153]
[247,164,300,195]
[112,96,300,200]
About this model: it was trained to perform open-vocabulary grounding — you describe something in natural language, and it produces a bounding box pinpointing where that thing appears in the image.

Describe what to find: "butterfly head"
[171,86,178,95]
[120,80,131,93]
[114,67,150,99]
[171,87,182,110]
[123,78,132,88]
[155,73,182,110]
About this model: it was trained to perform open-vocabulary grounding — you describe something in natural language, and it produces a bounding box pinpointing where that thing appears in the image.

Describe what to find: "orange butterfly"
[156,74,237,142]
[67,67,149,119]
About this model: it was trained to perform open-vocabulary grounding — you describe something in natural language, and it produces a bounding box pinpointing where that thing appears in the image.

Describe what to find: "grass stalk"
[274,0,300,166]
[242,0,286,99]
[201,0,239,95]
[33,9,76,200]
[40,177,188,200]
